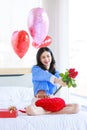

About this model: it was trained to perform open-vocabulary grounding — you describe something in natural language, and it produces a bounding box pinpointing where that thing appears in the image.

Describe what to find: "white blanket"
[0,111,87,130]
[0,87,87,130]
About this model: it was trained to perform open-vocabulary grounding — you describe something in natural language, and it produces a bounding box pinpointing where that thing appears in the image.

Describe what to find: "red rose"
[68,68,78,78]
[68,68,75,73]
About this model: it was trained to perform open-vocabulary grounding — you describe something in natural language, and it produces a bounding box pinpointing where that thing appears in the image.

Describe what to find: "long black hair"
[36,47,56,74]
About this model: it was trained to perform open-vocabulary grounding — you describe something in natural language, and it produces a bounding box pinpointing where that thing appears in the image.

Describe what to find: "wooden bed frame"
[0,68,32,75]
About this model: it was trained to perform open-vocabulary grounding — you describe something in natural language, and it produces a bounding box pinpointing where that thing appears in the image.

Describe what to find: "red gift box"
[0,109,18,118]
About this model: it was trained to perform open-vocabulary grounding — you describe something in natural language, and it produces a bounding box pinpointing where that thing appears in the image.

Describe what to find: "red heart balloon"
[11,30,30,58]
[32,35,52,48]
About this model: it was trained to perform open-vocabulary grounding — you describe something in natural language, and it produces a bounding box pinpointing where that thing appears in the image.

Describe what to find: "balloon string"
[35,0,42,7]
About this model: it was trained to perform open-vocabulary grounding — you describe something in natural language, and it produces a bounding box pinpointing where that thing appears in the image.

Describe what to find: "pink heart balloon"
[27,7,49,44]
[11,30,30,58]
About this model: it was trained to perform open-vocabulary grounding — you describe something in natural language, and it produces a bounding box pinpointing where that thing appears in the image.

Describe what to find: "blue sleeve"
[32,66,54,82]
[54,71,60,78]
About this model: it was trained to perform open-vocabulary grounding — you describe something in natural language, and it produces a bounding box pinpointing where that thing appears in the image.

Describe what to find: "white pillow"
[0,87,34,109]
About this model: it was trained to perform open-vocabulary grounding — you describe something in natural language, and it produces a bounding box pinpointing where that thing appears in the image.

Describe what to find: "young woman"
[26,47,80,115]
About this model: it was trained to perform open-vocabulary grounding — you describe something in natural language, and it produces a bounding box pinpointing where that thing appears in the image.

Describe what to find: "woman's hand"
[54,78,66,87]
[35,90,49,98]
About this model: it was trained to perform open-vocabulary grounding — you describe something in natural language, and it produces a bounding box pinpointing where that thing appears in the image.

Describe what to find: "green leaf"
[67,80,72,88]
[65,71,69,76]
[72,83,77,87]
[59,73,64,77]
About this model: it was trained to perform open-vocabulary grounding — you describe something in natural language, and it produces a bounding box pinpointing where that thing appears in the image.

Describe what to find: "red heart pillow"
[35,97,66,112]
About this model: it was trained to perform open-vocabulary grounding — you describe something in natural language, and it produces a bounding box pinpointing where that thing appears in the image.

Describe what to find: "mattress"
[0,111,87,130]
[0,87,87,130]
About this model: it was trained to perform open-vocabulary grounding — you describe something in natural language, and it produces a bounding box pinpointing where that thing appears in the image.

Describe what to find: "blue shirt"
[32,65,60,95]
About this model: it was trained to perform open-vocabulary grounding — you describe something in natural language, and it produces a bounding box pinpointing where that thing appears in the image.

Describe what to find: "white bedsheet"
[0,111,87,130]
[0,87,87,130]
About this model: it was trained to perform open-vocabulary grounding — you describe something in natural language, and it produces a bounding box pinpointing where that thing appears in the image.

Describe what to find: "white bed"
[0,75,87,130]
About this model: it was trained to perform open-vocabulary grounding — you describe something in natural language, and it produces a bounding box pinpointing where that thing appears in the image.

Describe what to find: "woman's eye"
[47,55,50,58]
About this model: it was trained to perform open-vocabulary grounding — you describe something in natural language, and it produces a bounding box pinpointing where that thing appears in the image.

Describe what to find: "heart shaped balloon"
[11,30,30,58]
[27,7,49,45]
[32,35,52,48]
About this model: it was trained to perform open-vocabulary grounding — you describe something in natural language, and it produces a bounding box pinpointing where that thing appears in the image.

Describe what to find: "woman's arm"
[32,66,66,86]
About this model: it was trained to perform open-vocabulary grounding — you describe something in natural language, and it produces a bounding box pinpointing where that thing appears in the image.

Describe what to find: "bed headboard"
[0,68,31,75]
[0,68,33,87]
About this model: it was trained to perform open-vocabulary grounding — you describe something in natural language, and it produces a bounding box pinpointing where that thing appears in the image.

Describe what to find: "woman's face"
[40,51,52,70]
